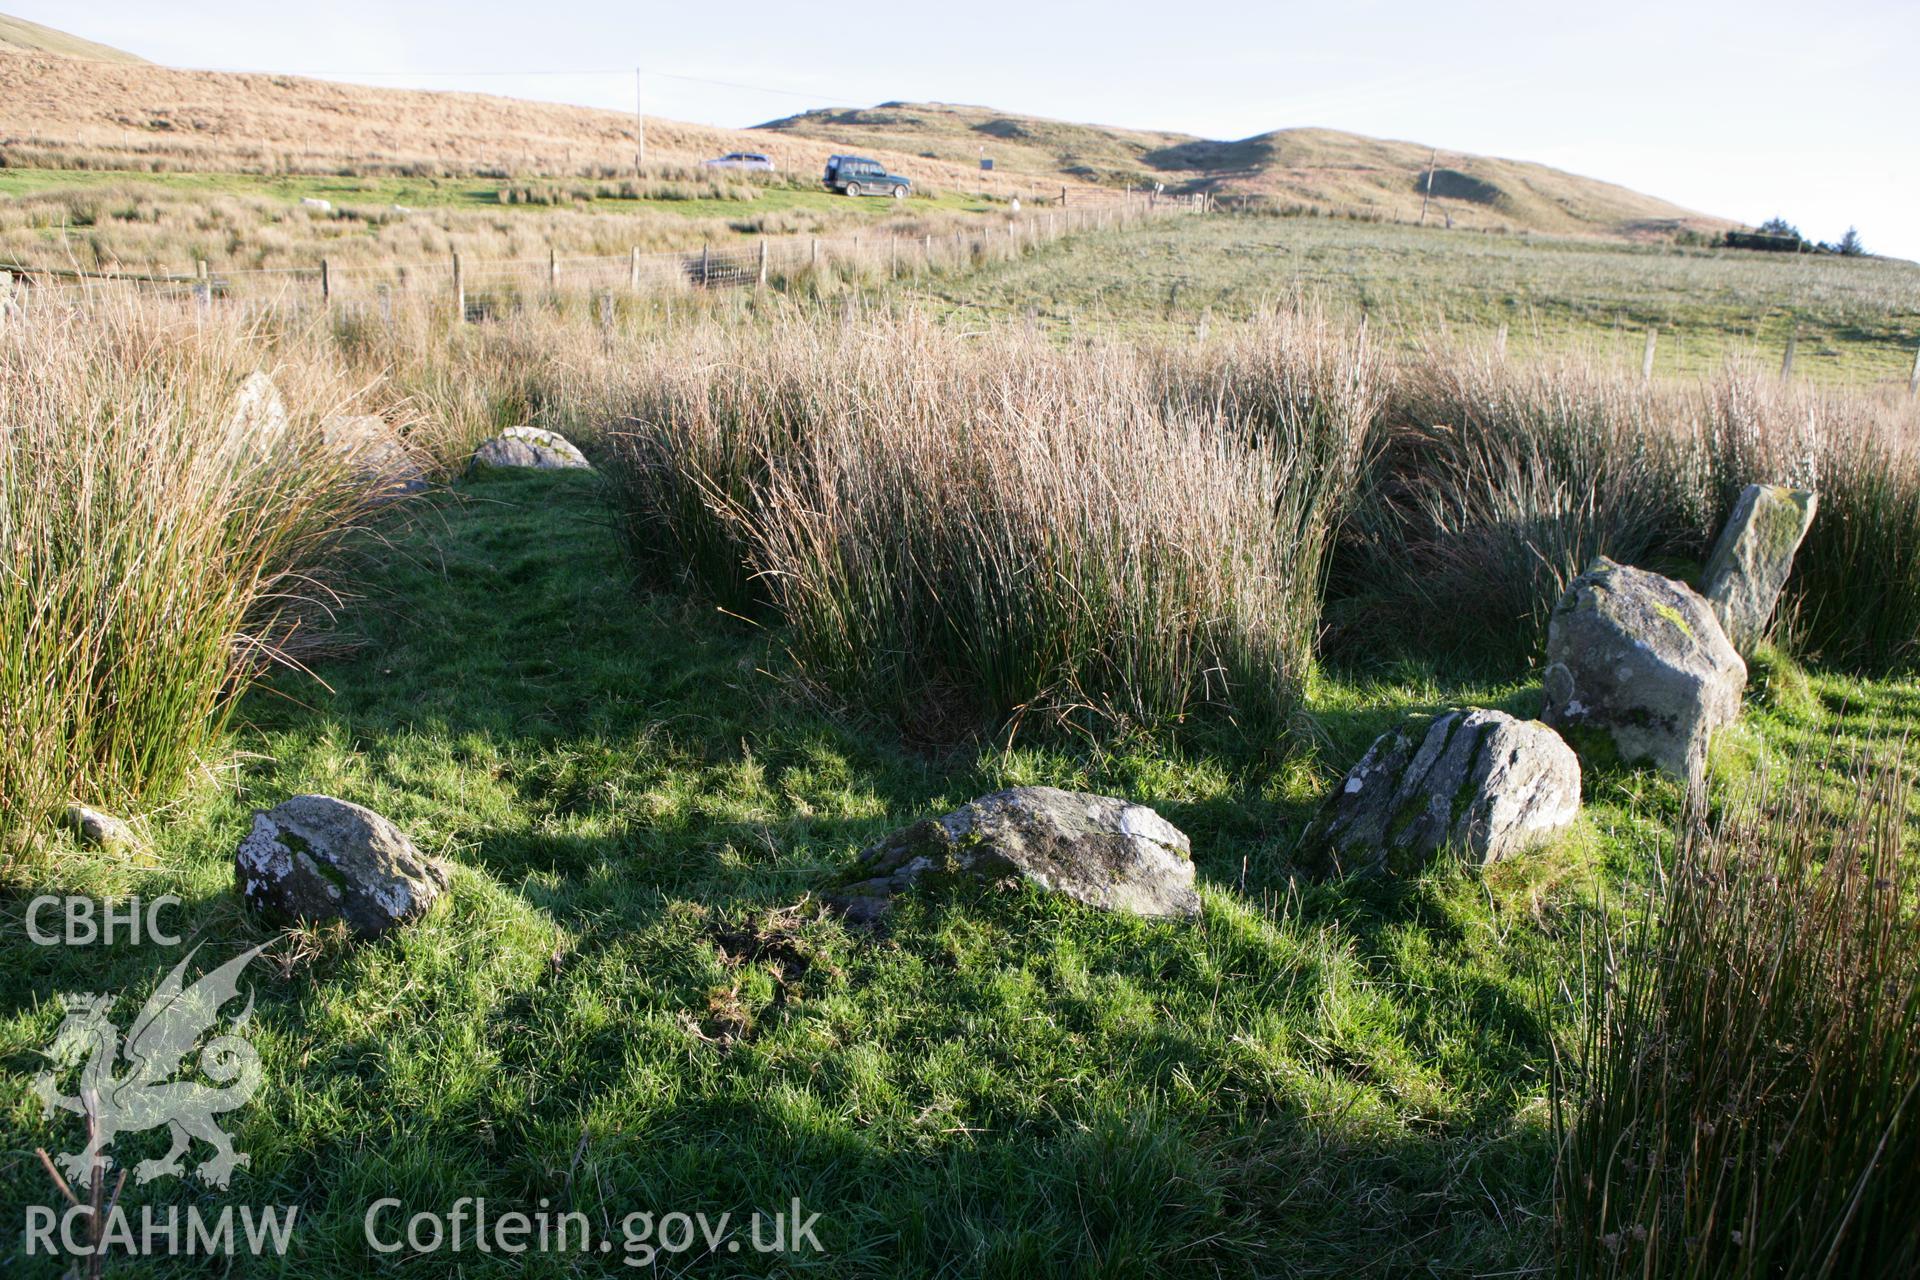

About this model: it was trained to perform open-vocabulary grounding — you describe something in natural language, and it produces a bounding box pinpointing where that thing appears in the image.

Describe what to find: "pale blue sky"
[20,0,1920,257]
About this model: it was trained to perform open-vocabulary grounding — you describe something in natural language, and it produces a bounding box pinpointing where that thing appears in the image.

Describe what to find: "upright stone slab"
[228,371,289,456]
[829,786,1199,923]
[235,795,450,940]
[1700,483,1817,652]
[1300,708,1581,877]
[1542,558,1745,783]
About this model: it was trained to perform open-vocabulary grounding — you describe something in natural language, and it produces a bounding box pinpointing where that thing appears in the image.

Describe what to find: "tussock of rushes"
[609,311,1379,736]
[1345,340,1920,671]
[1555,762,1920,1278]
[0,299,369,866]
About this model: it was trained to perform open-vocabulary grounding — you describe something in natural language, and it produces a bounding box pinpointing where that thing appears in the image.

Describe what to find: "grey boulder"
[1700,483,1816,652]
[469,426,591,472]
[321,414,430,498]
[1543,558,1745,783]
[1301,708,1581,876]
[830,786,1199,922]
[235,795,449,939]
[228,371,289,456]
[63,804,137,851]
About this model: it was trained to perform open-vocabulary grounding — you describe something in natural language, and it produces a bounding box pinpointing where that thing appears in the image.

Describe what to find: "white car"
[704,152,776,172]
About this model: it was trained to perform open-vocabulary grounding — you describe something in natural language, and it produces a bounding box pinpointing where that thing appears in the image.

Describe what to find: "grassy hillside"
[0,11,145,62]
[0,50,1056,197]
[759,103,1732,238]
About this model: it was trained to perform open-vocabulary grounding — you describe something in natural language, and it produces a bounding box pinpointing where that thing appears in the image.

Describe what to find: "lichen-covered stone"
[1701,483,1817,652]
[829,786,1199,922]
[63,804,137,851]
[468,426,591,472]
[1300,709,1581,876]
[1543,558,1745,783]
[321,414,429,499]
[235,795,449,939]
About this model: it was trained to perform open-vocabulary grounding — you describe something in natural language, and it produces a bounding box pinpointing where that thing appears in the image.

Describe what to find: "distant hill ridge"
[0,14,1729,238]
[755,102,1730,237]
[0,12,147,62]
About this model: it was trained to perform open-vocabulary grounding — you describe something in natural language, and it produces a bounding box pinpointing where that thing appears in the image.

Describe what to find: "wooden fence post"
[1642,328,1657,383]
[700,242,711,287]
[1781,327,1798,380]
[452,251,465,323]
[1909,339,1919,397]
[548,247,558,294]
[629,246,641,291]
[320,258,330,306]
[1060,185,1067,207]
[758,240,769,287]
[810,238,819,272]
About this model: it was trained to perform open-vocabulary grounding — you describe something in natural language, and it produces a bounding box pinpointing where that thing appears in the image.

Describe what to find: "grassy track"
[0,469,1570,1275]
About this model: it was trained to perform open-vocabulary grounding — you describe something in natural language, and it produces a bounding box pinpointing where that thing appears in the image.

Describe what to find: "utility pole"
[634,69,646,175]
[1419,148,1437,226]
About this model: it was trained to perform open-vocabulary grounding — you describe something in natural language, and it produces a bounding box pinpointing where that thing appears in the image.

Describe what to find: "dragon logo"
[33,944,266,1189]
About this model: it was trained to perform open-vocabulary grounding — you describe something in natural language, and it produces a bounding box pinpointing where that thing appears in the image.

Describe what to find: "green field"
[4,200,1919,1276]
[4,460,1909,1276]
[920,214,1920,385]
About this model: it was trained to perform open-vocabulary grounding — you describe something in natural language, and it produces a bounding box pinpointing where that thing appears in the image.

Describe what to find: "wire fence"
[0,191,1208,325]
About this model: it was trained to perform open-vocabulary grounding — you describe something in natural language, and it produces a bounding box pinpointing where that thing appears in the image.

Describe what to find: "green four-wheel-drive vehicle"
[823,154,911,198]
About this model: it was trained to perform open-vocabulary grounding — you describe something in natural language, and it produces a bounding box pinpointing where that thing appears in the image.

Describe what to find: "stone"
[63,804,136,851]
[321,414,430,498]
[1542,558,1746,783]
[228,371,289,455]
[235,795,449,940]
[468,426,591,473]
[1700,483,1817,652]
[829,786,1199,923]
[1300,709,1581,876]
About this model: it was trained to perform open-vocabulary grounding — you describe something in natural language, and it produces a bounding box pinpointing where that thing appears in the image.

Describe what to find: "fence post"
[890,236,898,278]
[700,242,711,287]
[1911,339,1920,397]
[758,239,768,288]
[1642,328,1657,383]
[629,246,641,291]
[1781,327,1798,381]
[1060,185,1067,207]
[548,247,558,294]
[1495,324,1508,360]
[810,238,819,272]
[452,251,465,323]
[320,258,330,306]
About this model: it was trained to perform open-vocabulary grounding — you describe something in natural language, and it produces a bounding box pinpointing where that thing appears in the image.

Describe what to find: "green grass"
[917,215,1920,386]
[0,470,1549,1274]
[2,460,1911,1274]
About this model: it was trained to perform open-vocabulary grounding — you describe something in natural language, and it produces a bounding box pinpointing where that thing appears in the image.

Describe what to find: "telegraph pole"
[634,69,646,174]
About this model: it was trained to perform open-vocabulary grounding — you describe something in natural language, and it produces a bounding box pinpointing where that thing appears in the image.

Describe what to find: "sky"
[18,0,1920,258]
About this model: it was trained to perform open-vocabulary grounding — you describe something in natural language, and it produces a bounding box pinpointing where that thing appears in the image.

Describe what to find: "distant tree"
[1758,216,1803,239]
[1838,226,1866,257]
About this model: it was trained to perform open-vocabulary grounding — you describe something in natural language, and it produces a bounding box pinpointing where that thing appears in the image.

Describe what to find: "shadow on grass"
[1,469,1562,1278]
